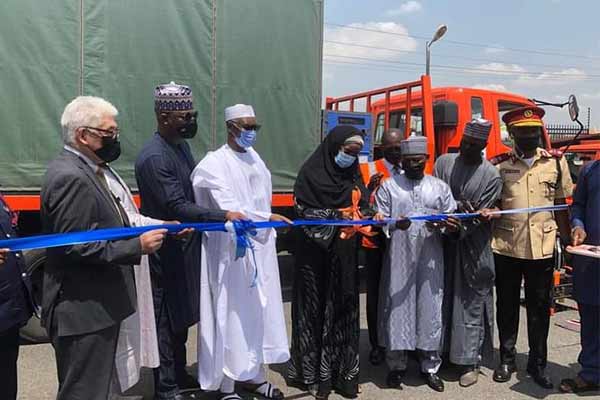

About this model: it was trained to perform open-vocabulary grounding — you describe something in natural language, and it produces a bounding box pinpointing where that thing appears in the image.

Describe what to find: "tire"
[19,248,49,344]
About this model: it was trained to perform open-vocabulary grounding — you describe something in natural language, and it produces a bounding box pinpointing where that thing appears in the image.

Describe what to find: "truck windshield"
[374,108,424,144]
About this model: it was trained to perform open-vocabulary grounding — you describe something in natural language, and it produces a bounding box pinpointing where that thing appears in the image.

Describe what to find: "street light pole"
[426,41,431,76]
[425,24,447,76]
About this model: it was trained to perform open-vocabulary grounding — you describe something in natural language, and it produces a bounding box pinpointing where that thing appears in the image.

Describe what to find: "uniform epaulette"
[546,148,564,159]
[489,152,512,165]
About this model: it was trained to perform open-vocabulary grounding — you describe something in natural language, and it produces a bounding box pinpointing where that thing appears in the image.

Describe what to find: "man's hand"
[0,248,9,265]
[163,220,194,240]
[395,217,411,231]
[479,207,500,221]
[444,216,461,233]
[225,211,247,221]
[425,221,441,232]
[373,212,386,222]
[572,226,587,246]
[140,229,167,255]
[367,172,384,191]
[270,213,293,225]
[458,200,476,213]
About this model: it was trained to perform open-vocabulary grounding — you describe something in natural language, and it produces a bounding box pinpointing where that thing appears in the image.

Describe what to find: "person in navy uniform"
[0,196,33,400]
[559,160,600,394]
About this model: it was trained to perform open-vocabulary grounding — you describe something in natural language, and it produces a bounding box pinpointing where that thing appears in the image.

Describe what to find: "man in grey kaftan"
[433,119,502,387]
[375,135,456,393]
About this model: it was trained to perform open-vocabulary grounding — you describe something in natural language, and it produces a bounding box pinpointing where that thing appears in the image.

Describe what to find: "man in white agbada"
[191,104,291,400]
[375,135,457,393]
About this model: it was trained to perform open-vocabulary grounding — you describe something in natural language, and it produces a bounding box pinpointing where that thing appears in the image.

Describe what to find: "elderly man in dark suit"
[0,200,33,400]
[41,96,167,400]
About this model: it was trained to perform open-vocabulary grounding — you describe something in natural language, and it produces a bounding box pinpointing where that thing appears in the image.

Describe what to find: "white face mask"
[334,150,356,168]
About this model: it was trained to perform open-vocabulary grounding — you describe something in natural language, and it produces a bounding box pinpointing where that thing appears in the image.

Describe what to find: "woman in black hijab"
[287,125,375,399]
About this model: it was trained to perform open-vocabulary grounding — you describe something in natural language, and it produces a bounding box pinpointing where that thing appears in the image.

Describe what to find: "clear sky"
[323,0,600,128]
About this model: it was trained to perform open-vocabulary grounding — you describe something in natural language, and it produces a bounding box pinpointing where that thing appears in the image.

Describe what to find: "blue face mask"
[234,129,257,149]
[334,150,356,168]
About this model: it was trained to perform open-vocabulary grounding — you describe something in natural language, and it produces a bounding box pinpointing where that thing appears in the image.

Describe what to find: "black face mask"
[383,148,402,165]
[179,121,198,139]
[514,136,540,152]
[402,159,426,180]
[460,141,485,163]
[94,136,121,163]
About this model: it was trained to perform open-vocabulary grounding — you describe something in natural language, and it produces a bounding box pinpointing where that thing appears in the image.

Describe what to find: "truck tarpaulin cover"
[0,0,323,192]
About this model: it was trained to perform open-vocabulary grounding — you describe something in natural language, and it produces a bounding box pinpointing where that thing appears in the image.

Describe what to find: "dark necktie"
[95,165,137,294]
[96,167,131,227]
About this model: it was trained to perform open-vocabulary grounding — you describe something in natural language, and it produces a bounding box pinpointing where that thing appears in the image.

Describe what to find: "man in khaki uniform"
[490,106,573,389]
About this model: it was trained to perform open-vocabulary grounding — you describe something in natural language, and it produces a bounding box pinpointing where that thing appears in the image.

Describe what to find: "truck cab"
[326,75,553,171]
[551,136,600,183]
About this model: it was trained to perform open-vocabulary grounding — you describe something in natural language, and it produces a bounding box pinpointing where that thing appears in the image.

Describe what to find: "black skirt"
[287,226,360,398]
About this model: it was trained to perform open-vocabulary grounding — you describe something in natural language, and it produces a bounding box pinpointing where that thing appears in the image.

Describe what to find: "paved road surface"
[16,256,592,399]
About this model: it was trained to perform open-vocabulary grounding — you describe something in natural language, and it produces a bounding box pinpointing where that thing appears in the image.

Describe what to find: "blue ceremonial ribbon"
[0,204,570,254]
[404,204,570,222]
[231,220,259,287]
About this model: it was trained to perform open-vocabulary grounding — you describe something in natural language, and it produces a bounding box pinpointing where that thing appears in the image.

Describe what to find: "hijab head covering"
[294,125,366,209]
[345,135,364,146]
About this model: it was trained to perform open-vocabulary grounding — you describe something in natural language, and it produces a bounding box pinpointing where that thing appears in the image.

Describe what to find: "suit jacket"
[135,133,227,331]
[571,160,600,305]
[41,149,142,337]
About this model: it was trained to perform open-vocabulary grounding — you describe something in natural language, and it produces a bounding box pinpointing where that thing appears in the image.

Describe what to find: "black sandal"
[218,392,243,400]
[242,381,285,399]
[559,377,600,393]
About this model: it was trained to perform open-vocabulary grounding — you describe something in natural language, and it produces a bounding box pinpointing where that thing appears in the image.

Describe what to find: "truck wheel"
[19,249,49,344]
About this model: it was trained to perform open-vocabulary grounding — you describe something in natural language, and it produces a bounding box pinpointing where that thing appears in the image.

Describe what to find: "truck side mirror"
[433,100,458,127]
[568,95,579,122]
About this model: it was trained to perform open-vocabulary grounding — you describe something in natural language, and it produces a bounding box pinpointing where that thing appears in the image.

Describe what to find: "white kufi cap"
[225,104,255,122]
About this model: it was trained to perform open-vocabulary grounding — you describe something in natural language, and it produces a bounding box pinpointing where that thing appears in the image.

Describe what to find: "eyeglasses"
[232,122,261,132]
[81,126,120,138]
[170,111,198,120]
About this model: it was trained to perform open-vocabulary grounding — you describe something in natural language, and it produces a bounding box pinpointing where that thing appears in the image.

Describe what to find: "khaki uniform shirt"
[492,148,573,260]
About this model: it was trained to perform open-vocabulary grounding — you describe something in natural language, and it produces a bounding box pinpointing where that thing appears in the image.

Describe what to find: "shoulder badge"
[489,152,512,166]
[539,148,563,159]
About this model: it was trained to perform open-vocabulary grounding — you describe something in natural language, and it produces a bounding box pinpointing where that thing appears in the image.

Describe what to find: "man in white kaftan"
[191,104,290,400]
[104,164,163,393]
[375,135,457,393]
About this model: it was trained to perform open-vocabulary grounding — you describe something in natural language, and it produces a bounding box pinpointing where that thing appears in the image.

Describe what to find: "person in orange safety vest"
[359,128,403,366]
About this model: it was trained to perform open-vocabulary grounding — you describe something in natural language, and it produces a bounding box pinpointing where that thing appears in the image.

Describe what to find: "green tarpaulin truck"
[0,0,323,341]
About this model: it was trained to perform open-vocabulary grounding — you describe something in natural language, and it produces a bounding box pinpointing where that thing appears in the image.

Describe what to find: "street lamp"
[425,24,447,75]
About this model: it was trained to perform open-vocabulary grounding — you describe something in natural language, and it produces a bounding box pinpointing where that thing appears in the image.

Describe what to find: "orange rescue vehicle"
[325,75,555,169]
